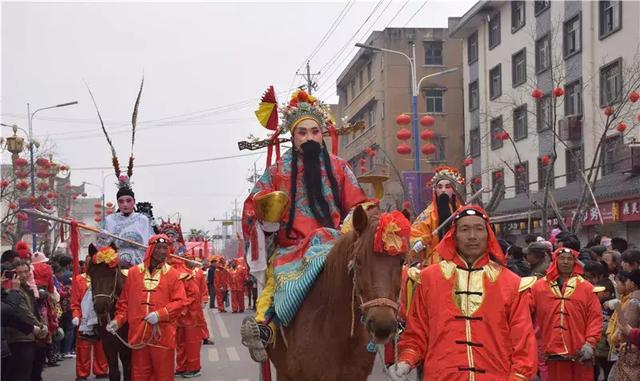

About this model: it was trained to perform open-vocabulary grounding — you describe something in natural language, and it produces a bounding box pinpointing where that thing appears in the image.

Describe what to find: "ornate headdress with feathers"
[86,78,144,191]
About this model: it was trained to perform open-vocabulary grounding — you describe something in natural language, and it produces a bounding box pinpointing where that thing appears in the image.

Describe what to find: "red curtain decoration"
[69,221,80,277]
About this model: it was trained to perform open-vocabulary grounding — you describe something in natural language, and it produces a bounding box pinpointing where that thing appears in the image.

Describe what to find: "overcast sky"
[1,0,475,233]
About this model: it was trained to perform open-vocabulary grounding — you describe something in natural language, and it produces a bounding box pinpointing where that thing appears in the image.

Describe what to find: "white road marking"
[204,308,215,339]
[236,379,250,381]
[226,346,240,361]
[214,311,230,338]
[207,348,219,362]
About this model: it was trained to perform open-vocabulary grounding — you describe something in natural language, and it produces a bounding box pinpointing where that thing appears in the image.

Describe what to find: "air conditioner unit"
[558,115,582,141]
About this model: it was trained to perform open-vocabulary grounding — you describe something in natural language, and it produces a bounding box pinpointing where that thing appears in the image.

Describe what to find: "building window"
[350,80,356,101]
[492,169,504,189]
[470,128,480,157]
[514,161,529,195]
[432,136,446,162]
[535,0,550,16]
[367,61,372,82]
[424,41,443,65]
[513,105,528,141]
[538,158,555,190]
[488,12,501,49]
[344,88,349,104]
[563,14,581,58]
[602,134,623,175]
[535,33,551,73]
[511,1,525,32]
[566,146,583,183]
[468,31,478,64]
[599,1,621,38]
[425,89,444,113]
[468,81,479,111]
[491,116,504,150]
[536,95,552,132]
[565,80,582,116]
[367,105,376,127]
[489,64,502,99]
[359,70,364,90]
[600,58,623,107]
[512,48,527,87]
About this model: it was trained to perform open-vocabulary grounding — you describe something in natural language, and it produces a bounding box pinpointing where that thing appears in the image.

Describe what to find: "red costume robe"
[70,273,108,378]
[530,248,602,381]
[113,235,188,381]
[174,261,202,374]
[230,264,247,313]
[397,206,538,381]
[192,267,210,340]
[214,263,229,312]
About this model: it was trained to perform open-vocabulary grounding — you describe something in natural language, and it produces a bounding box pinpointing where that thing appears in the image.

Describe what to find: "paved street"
[44,305,405,381]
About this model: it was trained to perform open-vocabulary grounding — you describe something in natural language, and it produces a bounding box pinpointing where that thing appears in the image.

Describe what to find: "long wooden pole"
[21,208,202,267]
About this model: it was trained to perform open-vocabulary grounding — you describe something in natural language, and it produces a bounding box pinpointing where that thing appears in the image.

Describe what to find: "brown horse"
[268,205,405,381]
[86,244,132,381]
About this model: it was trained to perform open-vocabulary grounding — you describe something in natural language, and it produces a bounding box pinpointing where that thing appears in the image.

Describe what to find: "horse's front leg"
[102,334,122,381]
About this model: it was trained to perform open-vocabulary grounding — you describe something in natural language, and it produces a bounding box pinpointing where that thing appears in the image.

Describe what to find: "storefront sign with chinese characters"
[620,198,640,222]
[582,202,620,226]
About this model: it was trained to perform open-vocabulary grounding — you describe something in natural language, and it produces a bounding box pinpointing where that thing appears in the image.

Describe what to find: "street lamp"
[355,42,458,208]
[27,100,78,250]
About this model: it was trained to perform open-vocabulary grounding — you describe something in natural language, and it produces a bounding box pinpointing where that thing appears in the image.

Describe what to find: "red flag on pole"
[69,221,80,277]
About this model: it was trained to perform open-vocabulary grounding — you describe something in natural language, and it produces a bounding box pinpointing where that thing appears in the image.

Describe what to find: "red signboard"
[620,198,640,222]
[581,202,621,226]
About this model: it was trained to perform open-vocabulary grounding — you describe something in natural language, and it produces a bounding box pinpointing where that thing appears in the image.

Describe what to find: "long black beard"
[436,193,456,240]
[285,142,345,237]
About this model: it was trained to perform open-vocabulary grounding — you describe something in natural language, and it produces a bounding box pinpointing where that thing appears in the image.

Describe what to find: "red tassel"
[69,221,80,277]
[328,125,338,155]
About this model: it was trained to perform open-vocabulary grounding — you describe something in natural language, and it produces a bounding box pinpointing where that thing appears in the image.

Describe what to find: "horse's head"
[86,243,124,326]
[350,205,408,344]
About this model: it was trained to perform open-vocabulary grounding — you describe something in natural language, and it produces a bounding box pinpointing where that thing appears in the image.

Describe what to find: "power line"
[71,151,263,171]
[384,0,411,28]
[402,0,430,27]
[301,0,355,68]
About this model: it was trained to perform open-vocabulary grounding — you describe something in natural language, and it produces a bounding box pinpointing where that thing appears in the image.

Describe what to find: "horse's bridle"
[93,268,119,306]
[349,252,399,322]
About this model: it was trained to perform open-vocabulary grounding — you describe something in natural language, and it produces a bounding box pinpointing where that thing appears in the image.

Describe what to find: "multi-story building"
[336,25,464,212]
[451,0,640,243]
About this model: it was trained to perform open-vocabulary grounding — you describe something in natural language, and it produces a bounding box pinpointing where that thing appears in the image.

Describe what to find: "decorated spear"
[21,208,202,267]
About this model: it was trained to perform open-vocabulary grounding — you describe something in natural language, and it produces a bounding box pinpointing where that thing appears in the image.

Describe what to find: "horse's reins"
[92,268,160,350]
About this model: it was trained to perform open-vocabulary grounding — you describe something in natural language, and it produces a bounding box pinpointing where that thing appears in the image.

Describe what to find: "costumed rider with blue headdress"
[240,87,367,362]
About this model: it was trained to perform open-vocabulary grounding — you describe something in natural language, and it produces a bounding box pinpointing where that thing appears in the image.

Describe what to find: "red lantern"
[472,177,481,185]
[617,122,628,133]
[72,195,78,200]
[106,202,114,208]
[531,88,544,99]
[516,165,526,174]
[0,179,8,189]
[604,106,615,116]
[36,182,49,191]
[14,158,28,167]
[15,170,29,179]
[94,202,102,208]
[28,196,36,204]
[396,143,412,155]
[360,166,367,174]
[540,155,551,166]
[553,87,564,97]
[36,170,50,179]
[94,216,102,223]
[81,192,87,197]
[420,129,436,140]
[94,210,102,216]
[463,157,473,167]
[396,128,411,140]
[396,114,411,125]
[358,158,367,166]
[16,180,29,191]
[17,212,28,222]
[629,91,640,103]
[494,172,504,179]
[421,143,436,155]
[8,202,17,210]
[35,158,50,167]
[106,209,113,215]
[496,131,510,141]
[419,115,435,127]
[46,192,55,199]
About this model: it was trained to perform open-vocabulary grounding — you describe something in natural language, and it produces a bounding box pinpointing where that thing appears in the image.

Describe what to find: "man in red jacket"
[531,247,602,381]
[229,259,247,313]
[107,235,187,381]
[190,254,212,345]
[70,269,108,379]
[214,258,229,313]
[391,206,538,381]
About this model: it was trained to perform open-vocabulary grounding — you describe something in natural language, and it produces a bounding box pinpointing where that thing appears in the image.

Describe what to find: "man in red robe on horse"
[106,234,187,381]
[390,205,538,380]
[240,88,366,363]
[70,262,108,380]
[530,247,603,381]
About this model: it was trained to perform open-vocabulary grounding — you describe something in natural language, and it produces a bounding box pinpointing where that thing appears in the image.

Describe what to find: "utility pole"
[296,61,320,95]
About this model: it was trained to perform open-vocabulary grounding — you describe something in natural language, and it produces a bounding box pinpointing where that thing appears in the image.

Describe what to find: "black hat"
[116,186,135,200]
